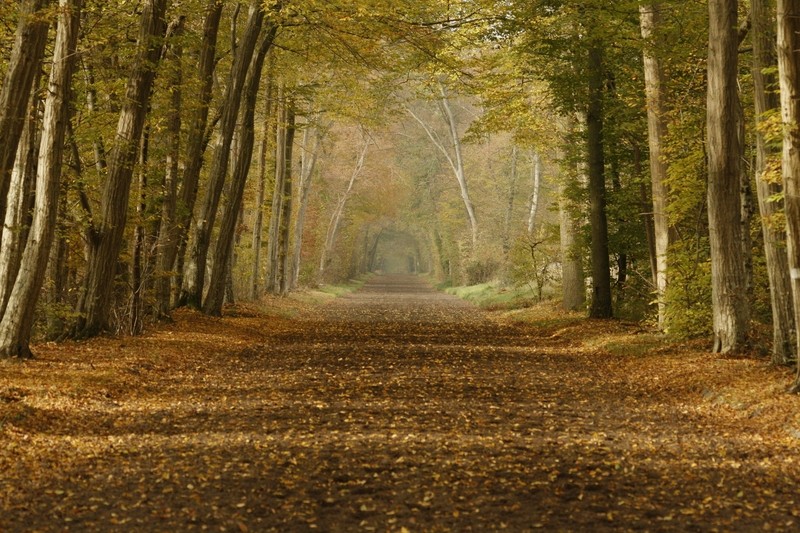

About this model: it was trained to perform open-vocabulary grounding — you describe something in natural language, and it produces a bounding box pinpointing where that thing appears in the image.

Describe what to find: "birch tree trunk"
[290,124,323,289]
[777,0,800,389]
[73,0,167,338]
[318,134,369,282]
[0,0,81,358]
[754,0,795,364]
[640,3,671,329]
[0,0,51,234]
[203,29,276,316]
[181,0,264,308]
[707,0,749,353]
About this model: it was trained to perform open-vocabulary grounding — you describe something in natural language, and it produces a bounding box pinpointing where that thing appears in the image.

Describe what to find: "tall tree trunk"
[181,1,265,308]
[203,29,276,316]
[73,0,167,338]
[0,0,81,358]
[291,124,323,289]
[0,0,51,233]
[131,126,150,335]
[559,155,586,312]
[171,0,223,302]
[640,3,671,329]
[266,87,287,293]
[777,0,800,389]
[587,40,613,318]
[707,0,749,353]
[155,16,185,317]
[277,105,296,295]
[249,77,274,300]
[754,0,795,364]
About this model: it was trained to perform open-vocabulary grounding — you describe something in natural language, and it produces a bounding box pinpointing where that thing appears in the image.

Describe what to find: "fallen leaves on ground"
[2,275,800,531]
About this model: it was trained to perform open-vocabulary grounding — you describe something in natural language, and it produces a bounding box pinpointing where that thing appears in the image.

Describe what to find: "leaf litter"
[2,275,800,531]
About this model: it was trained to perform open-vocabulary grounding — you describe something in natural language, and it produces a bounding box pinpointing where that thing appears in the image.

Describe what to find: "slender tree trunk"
[502,146,518,258]
[587,41,613,318]
[266,87,287,293]
[777,0,800,389]
[640,3,671,329]
[73,0,167,338]
[291,124,323,289]
[527,150,542,235]
[182,2,265,308]
[0,0,51,233]
[277,105,296,295]
[753,0,796,364]
[203,29,276,315]
[171,0,223,300]
[559,159,586,312]
[131,126,150,334]
[0,0,81,357]
[154,16,185,317]
[707,0,749,353]
[249,77,274,300]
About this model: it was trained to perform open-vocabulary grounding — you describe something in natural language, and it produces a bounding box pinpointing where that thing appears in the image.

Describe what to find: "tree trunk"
[155,16,185,317]
[0,0,81,358]
[777,0,800,389]
[527,150,542,235]
[640,3,671,329]
[266,87,287,293]
[0,0,51,233]
[291,124,323,289]
[559,159,586,312]
[277,105,296,295]
[0,86,41,317]
[130,126,150,334]
[72,0,167,338]
[501,146,518,258]
[203,29,276,316]
[249,76,274,300]
[707,0,749,353]
[182,1,265,308]
[587,41,613,318]
[171,0,223,302]
[753,0,796,364]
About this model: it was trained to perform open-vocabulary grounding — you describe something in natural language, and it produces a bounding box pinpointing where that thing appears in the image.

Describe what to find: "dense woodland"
[2,0,800,378]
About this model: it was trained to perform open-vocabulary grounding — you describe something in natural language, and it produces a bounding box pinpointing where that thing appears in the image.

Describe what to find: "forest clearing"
[3,274,800,532]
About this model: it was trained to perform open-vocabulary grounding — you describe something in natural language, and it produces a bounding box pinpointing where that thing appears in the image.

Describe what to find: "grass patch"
[445,281,540,310]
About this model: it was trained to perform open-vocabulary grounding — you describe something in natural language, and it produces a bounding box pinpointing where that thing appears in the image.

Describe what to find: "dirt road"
[2,274,800,531]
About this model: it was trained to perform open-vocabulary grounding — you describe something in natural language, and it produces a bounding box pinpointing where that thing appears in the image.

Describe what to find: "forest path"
[2,274,800,531]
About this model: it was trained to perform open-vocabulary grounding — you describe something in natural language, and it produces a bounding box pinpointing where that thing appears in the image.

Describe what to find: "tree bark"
[559,153,586,312]
[501,146,518,258]
[707,0,750,353]
[0,0,81,358]
[752,0,796,364]
[587,41,613,318]
[154,16,185,317]
[266,87,287,293]
[181,1,265,308]
[203,29,276,316]
[527,150,542,235]
[73,0,167,338]
[277,105,296,295]
[640,3,671,329]
[777,0,800,388]
[249,76,274,300]
[0,0,51,234]
[290,123,323,289]
[170,0,223,302]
